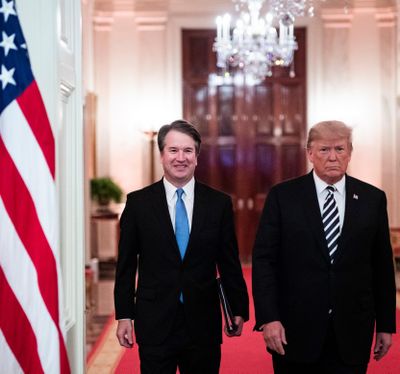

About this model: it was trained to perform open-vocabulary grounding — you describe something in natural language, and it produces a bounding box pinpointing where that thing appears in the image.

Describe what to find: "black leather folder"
[216,277,238,334]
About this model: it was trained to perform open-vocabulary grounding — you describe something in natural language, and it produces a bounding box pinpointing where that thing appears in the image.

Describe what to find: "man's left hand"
[373,332,392,361]
[224,316,244,337]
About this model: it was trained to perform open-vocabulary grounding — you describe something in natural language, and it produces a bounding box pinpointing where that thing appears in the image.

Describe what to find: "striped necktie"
[322,186,340,263]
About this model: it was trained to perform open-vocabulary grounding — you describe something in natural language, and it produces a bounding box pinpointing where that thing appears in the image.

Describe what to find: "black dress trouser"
[272,320,368,374]
[139,303,221,374]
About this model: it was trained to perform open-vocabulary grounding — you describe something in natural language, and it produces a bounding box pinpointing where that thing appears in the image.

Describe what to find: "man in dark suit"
[114,119,249,373]
[252,120,396,373]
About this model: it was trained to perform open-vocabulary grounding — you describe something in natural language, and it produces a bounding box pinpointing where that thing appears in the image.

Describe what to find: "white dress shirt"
[163,177,195,232]
[313,171,346,232]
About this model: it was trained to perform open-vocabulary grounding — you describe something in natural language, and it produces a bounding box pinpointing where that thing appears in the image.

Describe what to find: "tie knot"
[176,188,184,199]
[326,185,335,193]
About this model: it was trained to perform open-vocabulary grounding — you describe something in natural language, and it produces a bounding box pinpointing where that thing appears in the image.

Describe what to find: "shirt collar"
[163,177,195,202]
[312,171,346,197]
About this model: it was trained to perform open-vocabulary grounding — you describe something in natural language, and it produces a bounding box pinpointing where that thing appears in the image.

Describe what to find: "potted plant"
[90,177,123,211]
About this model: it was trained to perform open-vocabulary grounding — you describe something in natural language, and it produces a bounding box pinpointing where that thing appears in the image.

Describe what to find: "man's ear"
[306,148,313,164]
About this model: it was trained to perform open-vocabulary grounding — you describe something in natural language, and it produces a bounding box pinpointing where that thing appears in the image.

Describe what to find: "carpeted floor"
[113,266,272,374]
[89,266,399,373]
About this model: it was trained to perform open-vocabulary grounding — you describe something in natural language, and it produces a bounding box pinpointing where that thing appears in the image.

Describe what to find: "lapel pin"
[353,194,358,200]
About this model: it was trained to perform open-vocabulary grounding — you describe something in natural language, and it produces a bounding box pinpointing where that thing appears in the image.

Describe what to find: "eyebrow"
[167,145,195,150]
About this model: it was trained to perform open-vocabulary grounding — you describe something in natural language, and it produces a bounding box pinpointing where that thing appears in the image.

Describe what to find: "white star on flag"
[0,64,16,89]
[0,31,17,56]
[0,0,16,22]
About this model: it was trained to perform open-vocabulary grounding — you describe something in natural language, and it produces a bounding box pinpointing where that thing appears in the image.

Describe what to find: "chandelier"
[213,0,321,84]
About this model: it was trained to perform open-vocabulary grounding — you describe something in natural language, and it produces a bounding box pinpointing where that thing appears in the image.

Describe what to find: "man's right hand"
[116,319,134,348]
[262,321,287,355]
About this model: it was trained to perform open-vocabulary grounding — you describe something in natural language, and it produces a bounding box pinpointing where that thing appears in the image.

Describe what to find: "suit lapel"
[302,172,331,263]
[334,175,360,263]
[150,180,182,260]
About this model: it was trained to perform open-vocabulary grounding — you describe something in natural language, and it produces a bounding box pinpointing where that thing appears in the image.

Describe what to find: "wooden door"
[182,29,307,262]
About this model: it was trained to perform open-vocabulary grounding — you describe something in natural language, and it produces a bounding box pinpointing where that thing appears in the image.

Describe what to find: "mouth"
[174,164,187,170]
[326,167,341,173]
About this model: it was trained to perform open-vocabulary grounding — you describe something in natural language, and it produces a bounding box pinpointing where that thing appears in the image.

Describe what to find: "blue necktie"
[175,188,189,303]
[175,188,189,260]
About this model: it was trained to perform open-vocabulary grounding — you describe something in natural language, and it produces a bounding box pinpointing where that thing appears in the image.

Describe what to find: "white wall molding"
[60,79,76,102]
[320,10,353,28]
[375,8,397,27]
[378,18,397,224]
[93,14,115,31]
[58,0,85,372]
[134,12,168,30]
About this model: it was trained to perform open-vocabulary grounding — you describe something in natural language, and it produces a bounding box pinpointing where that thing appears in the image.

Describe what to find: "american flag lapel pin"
[353,194,358,200]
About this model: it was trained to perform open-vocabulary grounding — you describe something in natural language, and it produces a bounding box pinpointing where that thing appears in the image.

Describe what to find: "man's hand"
[262,321,287,355]
[373,332,392,361]
[224,316,244,337]
[116,319,134,348]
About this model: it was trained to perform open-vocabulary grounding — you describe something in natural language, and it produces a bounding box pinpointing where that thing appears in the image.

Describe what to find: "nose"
[176,150,185,161]
[328,149,338,160]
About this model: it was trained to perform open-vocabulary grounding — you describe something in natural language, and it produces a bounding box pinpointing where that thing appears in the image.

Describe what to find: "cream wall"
[87,0,400,226]
[315,4,399,224]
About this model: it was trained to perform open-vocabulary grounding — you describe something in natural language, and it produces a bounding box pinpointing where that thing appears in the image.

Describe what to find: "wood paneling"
[183,28,307,262]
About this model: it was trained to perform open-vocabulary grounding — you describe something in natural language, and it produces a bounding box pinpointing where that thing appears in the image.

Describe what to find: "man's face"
[307,137,351,184]
[160,130,198,187]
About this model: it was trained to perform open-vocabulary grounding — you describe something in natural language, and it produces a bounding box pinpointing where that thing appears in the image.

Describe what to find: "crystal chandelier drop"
[213,0,320,84]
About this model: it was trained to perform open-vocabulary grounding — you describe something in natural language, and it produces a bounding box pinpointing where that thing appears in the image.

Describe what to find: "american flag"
[0,1,70,373]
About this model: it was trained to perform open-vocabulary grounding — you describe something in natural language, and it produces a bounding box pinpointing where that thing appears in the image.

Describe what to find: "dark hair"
[307,120,353,151]
[157,120,201,155]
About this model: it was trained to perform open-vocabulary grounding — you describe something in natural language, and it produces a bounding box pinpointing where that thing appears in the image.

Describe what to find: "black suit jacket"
[252,172,396,365]
[114,179,249,345]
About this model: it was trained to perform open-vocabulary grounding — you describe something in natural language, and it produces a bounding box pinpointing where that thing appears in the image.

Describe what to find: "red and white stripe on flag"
[0,1,70,373]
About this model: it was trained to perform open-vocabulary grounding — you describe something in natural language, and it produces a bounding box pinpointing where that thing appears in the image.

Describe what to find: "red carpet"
[87,314,116,364]
[114,267,399,373]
